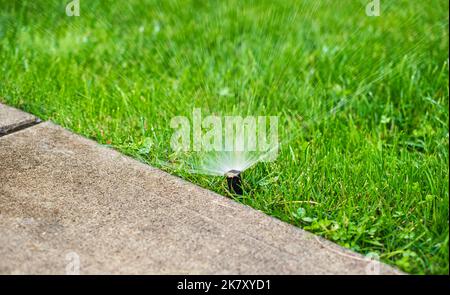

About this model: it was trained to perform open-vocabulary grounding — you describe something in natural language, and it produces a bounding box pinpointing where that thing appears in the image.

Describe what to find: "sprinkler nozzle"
[225,170,243,195]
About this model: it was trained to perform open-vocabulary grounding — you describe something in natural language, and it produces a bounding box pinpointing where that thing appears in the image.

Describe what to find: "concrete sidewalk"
[0,103,402,274]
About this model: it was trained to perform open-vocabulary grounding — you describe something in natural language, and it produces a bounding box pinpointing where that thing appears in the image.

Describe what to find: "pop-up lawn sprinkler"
[225,170,243,195]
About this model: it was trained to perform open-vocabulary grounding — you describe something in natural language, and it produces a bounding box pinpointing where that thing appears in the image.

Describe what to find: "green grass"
[1,0,448,274]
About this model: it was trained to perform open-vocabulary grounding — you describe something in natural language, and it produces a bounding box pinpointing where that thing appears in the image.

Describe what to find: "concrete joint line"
[0,103,41,137]
[0,118,42,137]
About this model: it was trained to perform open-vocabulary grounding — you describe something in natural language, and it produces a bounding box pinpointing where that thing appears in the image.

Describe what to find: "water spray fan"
[225,170,243,195]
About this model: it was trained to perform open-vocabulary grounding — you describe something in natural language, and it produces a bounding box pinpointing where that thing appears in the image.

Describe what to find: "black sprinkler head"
[225,170,243,195]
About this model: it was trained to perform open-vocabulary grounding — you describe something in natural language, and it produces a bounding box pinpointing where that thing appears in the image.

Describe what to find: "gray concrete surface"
[0,121,403,274]
[0,103,39,135]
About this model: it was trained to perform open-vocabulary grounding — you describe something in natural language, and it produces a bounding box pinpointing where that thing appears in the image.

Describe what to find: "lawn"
[0,0,448,274]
